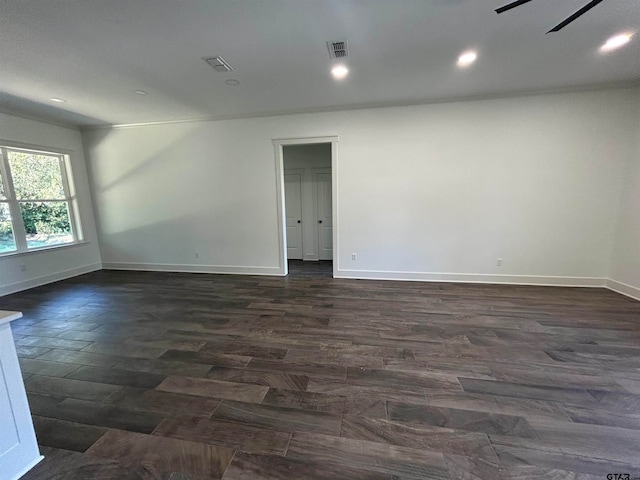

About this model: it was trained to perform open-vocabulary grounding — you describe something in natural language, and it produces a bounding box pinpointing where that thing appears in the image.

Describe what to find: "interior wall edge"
[80,132,106,263]
[101,262,285,276]
[81,82,640,132]
[0,263,102,297]
[606,278,640,302]
[82,87,635,282]
[8,263,640,302]
[0,110,103,293]
[0,106,80,131]
[335,269,607,288]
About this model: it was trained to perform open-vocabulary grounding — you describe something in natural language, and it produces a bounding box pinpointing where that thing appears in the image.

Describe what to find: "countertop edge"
[0,311,23,326]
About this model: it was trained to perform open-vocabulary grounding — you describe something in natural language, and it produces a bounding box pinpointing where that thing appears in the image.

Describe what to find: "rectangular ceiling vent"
[327,40,348,59]
[203,56,234,72]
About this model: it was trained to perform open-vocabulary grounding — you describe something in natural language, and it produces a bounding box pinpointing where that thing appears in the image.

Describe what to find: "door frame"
[273,136,338,277]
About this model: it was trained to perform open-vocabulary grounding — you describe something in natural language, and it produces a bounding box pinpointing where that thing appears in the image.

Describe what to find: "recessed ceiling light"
[600,33,633,52]
[457,51,478,67]
[331,64,349,80]
[225,79,240,86]
[50,97,66,103]
[133,90,148,95]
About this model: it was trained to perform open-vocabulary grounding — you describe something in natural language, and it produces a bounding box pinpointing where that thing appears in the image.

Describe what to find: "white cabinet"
[0,311,42,480]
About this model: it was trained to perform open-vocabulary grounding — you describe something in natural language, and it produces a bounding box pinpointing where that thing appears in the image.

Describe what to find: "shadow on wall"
[84,125,280,268]
[84,126,196,193]
[99,207,278,268]
[84,124,204,248]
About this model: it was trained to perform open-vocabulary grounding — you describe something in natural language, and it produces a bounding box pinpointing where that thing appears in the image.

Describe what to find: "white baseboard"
[102,262,284,276]
[0,263,103,297]
[606,278,640,301]
[5,262,632,300]
[335,269,607,288]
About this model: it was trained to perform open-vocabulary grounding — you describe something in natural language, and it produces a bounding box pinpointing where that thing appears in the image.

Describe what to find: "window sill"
[0,241,91,259]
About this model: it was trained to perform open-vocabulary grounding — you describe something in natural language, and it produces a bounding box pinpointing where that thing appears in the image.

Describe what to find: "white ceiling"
[1,0,639,127]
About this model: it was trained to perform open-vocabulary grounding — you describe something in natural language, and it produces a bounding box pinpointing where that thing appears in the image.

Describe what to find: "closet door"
[314,170,332,261]
[284,172,303,260]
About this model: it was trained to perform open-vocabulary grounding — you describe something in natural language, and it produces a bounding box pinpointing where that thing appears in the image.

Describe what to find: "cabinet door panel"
[0,322,42,480]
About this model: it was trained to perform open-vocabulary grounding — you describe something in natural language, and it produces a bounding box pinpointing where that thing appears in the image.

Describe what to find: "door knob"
[297,220,301,223]
[318,220,323,224]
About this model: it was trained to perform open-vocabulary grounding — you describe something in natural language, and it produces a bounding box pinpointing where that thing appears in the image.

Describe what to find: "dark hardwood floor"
[1,260,640,479]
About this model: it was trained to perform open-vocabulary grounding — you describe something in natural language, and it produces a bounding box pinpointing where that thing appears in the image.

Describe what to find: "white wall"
[0,113,102,296]
[610,97,640,300]
[83,88,639,285]
[284,144,331,261]
[284,144,332,170]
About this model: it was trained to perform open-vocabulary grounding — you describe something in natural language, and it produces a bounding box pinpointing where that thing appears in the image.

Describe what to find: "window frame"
[0,143,82,256]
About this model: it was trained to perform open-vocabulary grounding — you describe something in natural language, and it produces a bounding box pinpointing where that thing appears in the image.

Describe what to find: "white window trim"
[0,144,83,257]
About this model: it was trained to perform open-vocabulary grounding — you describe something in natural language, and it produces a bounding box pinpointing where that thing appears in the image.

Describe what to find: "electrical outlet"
[195,252,200,259]
[20,264,26,272]
[496,258,503,267]
[352,253,357,261]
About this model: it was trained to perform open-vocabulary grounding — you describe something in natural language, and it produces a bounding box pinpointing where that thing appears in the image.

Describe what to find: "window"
[0,146,80,255]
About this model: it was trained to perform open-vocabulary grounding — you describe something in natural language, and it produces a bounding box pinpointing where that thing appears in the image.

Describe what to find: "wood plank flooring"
[1,260,639,479]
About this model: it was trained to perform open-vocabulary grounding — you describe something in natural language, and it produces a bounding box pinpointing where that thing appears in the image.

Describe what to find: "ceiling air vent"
[203,56,234,72]
[327,40,348,59]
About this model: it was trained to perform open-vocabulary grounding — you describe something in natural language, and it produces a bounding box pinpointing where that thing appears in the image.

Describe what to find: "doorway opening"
[274,136,338,277]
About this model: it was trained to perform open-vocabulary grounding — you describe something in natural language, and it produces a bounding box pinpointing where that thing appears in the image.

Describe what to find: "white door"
[284,172,303,260]
[314,171,333,261]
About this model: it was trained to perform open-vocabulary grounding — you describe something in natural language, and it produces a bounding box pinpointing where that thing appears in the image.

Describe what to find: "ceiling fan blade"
[547,0,605,33]
[495,0,535,14]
